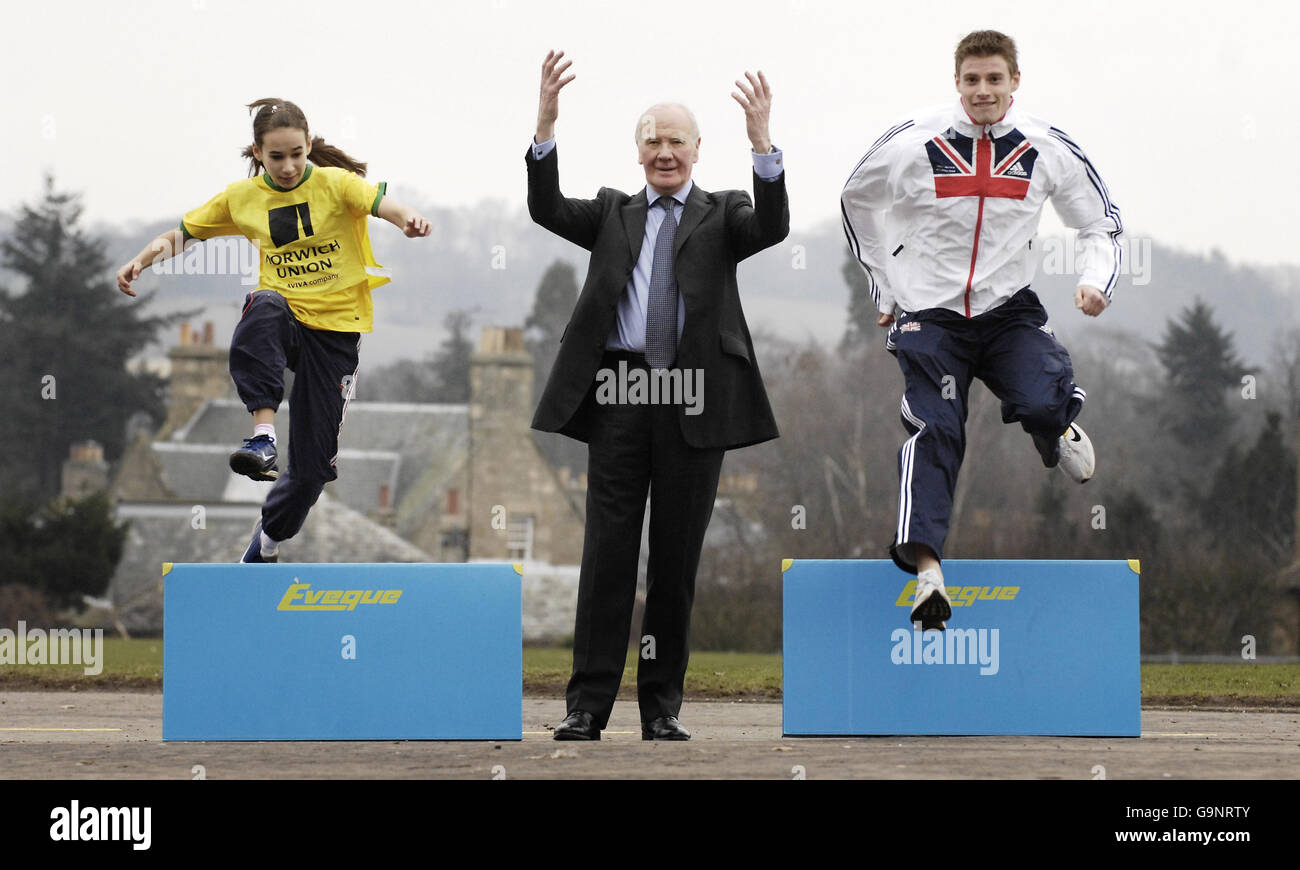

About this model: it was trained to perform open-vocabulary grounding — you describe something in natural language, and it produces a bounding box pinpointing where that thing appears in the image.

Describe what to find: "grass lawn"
[1,640,1297,705]
[0,638,162,689]
[523,647,783,699]
[1141,664,1299,706]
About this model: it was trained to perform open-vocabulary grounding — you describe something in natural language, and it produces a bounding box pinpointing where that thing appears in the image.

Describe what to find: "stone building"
[468,327,585,565]
[106,322,587,637]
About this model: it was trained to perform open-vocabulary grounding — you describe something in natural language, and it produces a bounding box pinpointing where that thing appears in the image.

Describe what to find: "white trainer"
[1057,423,1095,484]
[910,568,951,631]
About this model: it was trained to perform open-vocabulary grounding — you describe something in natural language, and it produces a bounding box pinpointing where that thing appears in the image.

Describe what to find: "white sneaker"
[1057,423,1095,483]
[910,568,951,631]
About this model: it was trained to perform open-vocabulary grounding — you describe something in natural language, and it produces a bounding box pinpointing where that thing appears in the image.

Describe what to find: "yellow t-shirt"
[181,165,390,332]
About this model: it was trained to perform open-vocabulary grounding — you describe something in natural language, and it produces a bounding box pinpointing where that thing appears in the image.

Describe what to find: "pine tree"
[0,492,126,610]
[360,310,475,403]
[1153,297,1249,455]
[0,177,176,500]
[431,309,474,403]
[524,260,579,398]
[1200,411,1297,565]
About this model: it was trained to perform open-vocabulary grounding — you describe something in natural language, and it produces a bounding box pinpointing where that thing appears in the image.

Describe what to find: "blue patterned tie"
[645,196,679,369]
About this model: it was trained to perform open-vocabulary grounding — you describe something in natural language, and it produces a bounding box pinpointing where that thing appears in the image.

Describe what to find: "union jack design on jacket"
[841,99,1123,319]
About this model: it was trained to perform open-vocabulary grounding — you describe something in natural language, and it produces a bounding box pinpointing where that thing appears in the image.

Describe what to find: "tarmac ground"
[2,691,1298,780]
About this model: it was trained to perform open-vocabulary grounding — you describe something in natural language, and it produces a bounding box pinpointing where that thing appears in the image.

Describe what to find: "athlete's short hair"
[954,30,1019,77]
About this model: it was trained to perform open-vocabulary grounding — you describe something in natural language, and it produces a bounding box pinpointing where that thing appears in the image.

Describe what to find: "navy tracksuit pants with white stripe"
[887,288,1084,574]
[229,290,360,543]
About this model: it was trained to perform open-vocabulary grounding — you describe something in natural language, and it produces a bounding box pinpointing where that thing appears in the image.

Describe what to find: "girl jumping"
[117,98,431,562]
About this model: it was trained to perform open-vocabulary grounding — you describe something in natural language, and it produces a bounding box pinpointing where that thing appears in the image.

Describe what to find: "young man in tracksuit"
[841,29,1123,629]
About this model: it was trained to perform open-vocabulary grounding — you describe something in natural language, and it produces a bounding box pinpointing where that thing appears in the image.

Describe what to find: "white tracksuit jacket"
[841,100,1123,319]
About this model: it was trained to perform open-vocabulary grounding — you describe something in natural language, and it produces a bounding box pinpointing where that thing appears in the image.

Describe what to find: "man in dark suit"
[526,50,788,741]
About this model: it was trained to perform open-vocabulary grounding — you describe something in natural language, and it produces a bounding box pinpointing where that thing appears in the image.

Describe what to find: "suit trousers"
[887,288,1084,574]
[566,352,725,728]
[228,290,361,543]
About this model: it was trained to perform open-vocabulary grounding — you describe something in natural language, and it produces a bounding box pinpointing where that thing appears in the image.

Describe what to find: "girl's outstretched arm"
[377,197,432,238]
[116,228,187,297]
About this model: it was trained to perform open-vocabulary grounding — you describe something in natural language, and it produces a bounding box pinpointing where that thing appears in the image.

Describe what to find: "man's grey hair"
[634,103,700,144]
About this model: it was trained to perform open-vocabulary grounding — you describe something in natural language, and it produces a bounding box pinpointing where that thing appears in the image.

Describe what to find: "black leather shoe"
[553,710,600,741]
[641,716,691,741]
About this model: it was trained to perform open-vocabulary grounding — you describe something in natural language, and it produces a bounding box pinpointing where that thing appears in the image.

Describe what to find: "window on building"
[507,513,535,562]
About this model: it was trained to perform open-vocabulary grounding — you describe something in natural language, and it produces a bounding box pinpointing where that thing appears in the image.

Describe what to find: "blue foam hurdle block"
[782,559,1140,736]
[163,563,522,740]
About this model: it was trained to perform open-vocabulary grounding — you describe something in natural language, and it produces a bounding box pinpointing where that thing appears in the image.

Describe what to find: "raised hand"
[537,50,576,143]
[731,70,773,154]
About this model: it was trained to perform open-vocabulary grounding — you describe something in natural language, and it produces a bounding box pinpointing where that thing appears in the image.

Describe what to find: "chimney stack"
[60,440,109,500]
[157,322,234,439]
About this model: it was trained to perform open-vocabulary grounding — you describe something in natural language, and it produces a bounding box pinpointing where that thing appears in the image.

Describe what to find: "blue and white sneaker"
[230,434,278,481]
[240,519,278,564]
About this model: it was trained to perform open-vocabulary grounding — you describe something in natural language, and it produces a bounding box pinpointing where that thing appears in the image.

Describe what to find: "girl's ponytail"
[240,98,367,177]
[305,136,367,176]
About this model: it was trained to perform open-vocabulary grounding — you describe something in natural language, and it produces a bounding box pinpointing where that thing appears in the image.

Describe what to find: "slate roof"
[158,398,468,516]
[110,395,468,633]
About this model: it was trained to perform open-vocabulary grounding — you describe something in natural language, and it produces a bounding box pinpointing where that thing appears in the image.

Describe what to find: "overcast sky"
[6,0,1298,270]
